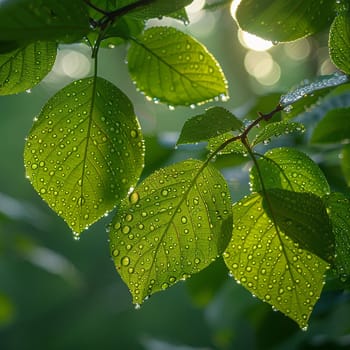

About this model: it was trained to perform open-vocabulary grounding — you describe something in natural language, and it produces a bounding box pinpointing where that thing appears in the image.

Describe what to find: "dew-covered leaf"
[224,193,329,328]
[280,73,349,108]
[236,0,336,42]
[251,121,305,147]
[24,77,144,234]
[311,108,350,144]
[0,0,89,48]
[0,41,56,96]
[109,159,233,304]
[341,144,350,186]
[250,147,330,197]
[126,0,192,20]
[207,133,247,156]
[329,12,350,74]
[177,107,242,145]
[127,27,228,106]
[324,192,350,279]
[263,189,334,263]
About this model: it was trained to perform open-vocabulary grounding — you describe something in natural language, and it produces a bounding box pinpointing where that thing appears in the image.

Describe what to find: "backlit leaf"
[263,189,334,263]
[127,27,228,106]
[24,77,144,234]
[341,144,350,186]
[109,159,233,304]
[311,108,350,143]
[0,0,89,48]
[177,107,242,145]
[324,192,350,279]
[236,0,336,42]
[329,12,350,74]
[0,41,56,96]
[224,193,329,328]
[250,147,330,197]
[251,121,305,147]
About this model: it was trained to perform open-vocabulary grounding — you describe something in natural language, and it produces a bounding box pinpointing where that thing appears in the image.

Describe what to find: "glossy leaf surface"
[251,121,305,147]
[224,193,329,328]
[177,107,242,145]
[311,108,350,143]
[0,42,56,95]
[109,159,233,304]
[236,0,336,42]
[250,147,330,197]
[128,27,228,106]
[330,13,350,74]
[280,73,349,108]
[324,192,350,278]
[24,77,144,234]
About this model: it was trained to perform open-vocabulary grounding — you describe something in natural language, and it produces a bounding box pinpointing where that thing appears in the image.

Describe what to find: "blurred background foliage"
[1,1,350,349]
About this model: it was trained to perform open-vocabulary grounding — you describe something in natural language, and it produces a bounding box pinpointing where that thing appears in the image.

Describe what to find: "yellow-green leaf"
[109,159,233,305]
[224,193,329,329]
[127,27,228,106]
[24,77,144,234]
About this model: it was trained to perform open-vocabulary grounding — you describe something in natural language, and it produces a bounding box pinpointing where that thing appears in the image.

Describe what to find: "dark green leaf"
[250,147,330,197]
[127,27,228,106]
[324,192,350,279]
[186,257,229,307]
[245,93,282,122]
[263,189,334,263]
[224,193,329,328]
[341,144,350,186]
[0,42,56,96]
[329,12,350,74]
[87,16,145,48]
[109,159,233,304]
[236,0,336,42]
[207,133,247,156]
[280,73,349,108]
[126,0,192,20]
[24,77,144,234]
[177,107,242,145]
[0,0,89,46]
[311,108,350,143]
[251,121,305,147]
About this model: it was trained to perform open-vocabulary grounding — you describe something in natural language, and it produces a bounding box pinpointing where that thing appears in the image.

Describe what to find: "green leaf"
[177,107,242,145]
[280,73,349,108]
[341,144,350,186]
[250,147,330,197]
[224,193,329,328]
[324,192,350,279]
[109,159,233,304]
[251,121,305,147]
[0,41,56,96]
[127,27,228,106]
[24,77,144,234]
[236,0,336,42]
[126,0,192,20]
[263,189,334,263]
[311,108,350,143]
[186,257,229,307]
[330,12,350,74]
[0,0,89,47]
[207,133,247,156]
[245,93,282,122]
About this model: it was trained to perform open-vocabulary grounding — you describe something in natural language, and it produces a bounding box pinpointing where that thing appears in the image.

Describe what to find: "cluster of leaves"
[1,0,350,329]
